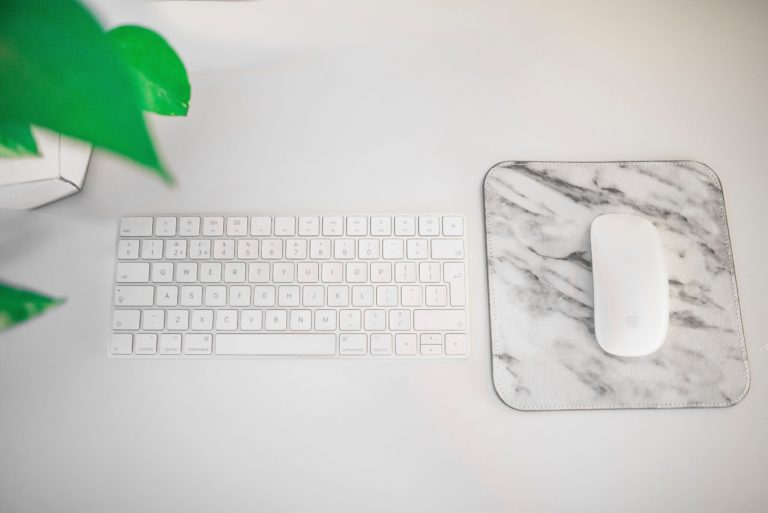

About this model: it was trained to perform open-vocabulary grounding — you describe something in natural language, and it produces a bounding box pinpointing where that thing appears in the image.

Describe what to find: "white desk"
[2,1,767,511]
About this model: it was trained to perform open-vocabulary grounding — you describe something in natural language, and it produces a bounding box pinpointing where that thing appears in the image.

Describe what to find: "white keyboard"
[110,215,470,358]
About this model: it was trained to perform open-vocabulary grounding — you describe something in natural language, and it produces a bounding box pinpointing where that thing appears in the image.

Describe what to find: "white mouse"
[590,214,669,357]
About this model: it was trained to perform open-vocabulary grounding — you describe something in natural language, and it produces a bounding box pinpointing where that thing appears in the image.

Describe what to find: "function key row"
[120,216,464,238]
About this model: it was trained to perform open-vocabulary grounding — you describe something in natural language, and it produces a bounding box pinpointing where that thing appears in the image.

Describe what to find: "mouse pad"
[484,161,749,410]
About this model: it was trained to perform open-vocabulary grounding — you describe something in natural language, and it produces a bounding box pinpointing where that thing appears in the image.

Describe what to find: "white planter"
[0,129,92,209]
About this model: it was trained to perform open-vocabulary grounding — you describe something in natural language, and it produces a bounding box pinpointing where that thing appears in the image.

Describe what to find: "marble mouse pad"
[484,161,749,410]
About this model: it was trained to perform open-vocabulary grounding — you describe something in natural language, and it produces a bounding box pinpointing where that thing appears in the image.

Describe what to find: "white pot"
[0,129,92,209]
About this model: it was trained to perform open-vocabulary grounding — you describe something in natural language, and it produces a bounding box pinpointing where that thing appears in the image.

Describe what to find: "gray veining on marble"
[484,161,749,410]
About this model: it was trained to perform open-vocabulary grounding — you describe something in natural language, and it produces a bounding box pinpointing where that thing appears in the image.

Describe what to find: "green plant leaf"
[0,282,64,331]
[0,121,39,157]
[0,0,173,183]
[108,25,191,117]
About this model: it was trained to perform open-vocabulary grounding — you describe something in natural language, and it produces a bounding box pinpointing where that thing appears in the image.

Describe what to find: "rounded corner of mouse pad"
[485,160,747,411]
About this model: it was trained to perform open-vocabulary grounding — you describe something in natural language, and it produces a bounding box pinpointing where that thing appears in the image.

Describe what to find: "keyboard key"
[114,286,154,306]
[346,217,367,236]
[296,262,320,283]
[134,334,158,354]
[253,286,276,306]
[274,217,296,236]
[395,334,417,355]
[224,262,246,283]
[364,309,386,330]
[322,217,344,236]
[401,286,423,307]
[184,334,212,354]
[189,240,211,259]
[191,310,213,330]
[346,262,368,283]
[120,217,153,237]
[382,239,404,259]
[431,239,464,259]
[159,334,182,354]
[358,239,380,259]
[261,239,283,259]
[371,334,393,355]
[310,239,331,259]
[176,263,197,283]
[179,217,200,236]
[327,286,349,307]
[420,343,442,356]
[289,310,312,330]
[265,310,287,330]
[152,262,174,283]
[395,262,417,283]
[116,263,149,283]
[156,286,179,306]
[413,309,466,331]
[213,240,235,259]
[113,310,140,330]
[250,217,271,236]
[339,310,361,331]
[425,285,448,306]
[110,334,133,355]
[444,262,466,306]
[141,240,163,260]
[142,310,165,330]
[155,217,176,236]
[237,240,259,259]
[240,310,263,331]
[395,216,416,236]
[418,216,440,236]
[302,286,323,307]
[167,310,189,330]
[117,240,140,260]
[180,286,202,306]
[352,286,374,307]
[278,286,300,307]
[321,263,342,283]
[376,285,398,306]
[442,217,463,236]
[314,310,336,330]
[165,240,187,259]
[226,217,248,236]
[371,217,392,236]
[215,310,238,330]
[205,286,226,306]
[285,239,307,259]
[200,263,222,283]
[340,334,367,355]
[215,334,335,355]
[298,217,320,236]
[406,239,428,259]
[334,239,355,259]
[389,309,411,331]
[419,262,441,283]
[248,263,270,283]
[370,262,391,283]
[202,217,224,236]
[229,285,251,306]
[445,334,468,355]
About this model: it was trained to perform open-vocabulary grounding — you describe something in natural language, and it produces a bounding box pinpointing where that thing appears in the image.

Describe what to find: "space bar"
[215,334,336,355]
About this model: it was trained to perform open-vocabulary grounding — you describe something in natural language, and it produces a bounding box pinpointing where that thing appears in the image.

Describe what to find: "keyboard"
[110,215,470,358]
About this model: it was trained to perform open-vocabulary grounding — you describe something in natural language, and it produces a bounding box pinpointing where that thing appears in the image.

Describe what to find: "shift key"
[414,309,466,331]
[114,286,154,306]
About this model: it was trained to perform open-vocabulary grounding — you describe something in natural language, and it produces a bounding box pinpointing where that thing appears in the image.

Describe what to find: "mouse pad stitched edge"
[484,161,749,410]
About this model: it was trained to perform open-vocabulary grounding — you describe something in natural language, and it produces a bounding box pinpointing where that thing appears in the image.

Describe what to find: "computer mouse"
[590,214,669,357]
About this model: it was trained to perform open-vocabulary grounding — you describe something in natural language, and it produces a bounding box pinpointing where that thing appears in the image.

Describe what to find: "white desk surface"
[2,1,767,512]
